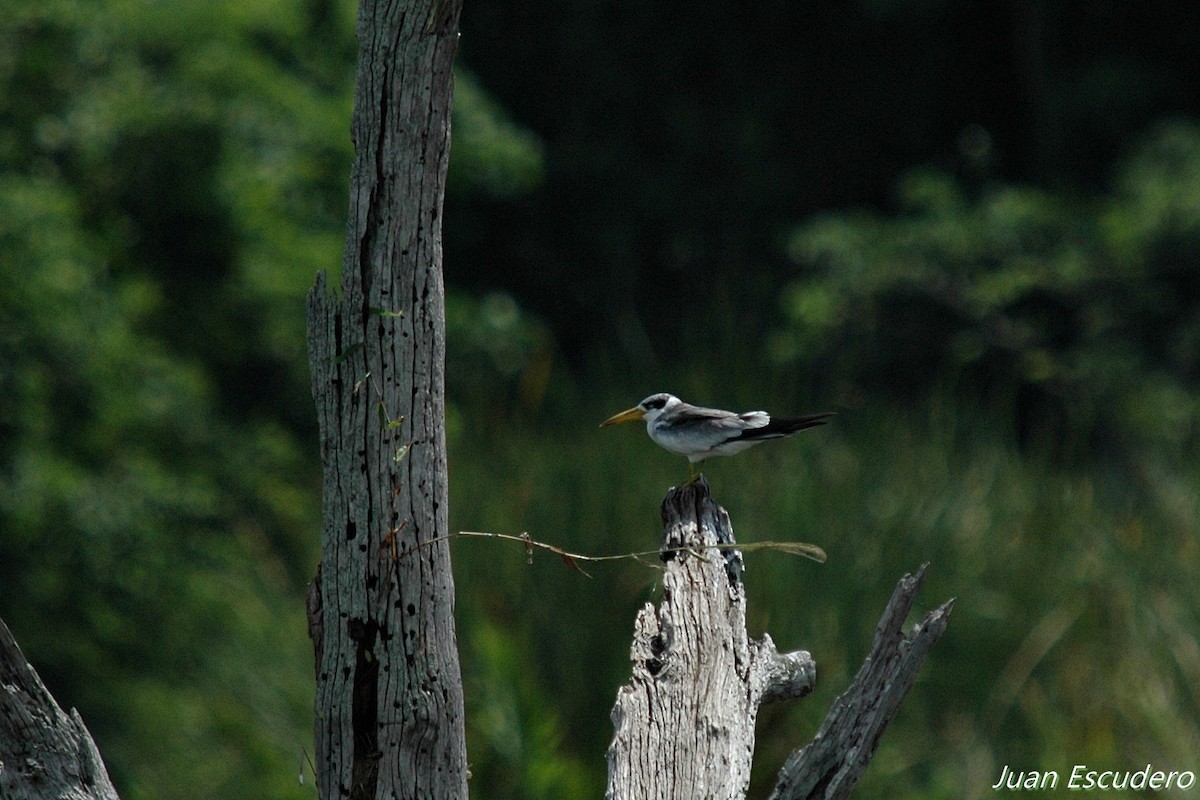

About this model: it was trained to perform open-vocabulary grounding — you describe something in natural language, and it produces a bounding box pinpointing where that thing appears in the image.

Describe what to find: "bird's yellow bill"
[600,407,646,427]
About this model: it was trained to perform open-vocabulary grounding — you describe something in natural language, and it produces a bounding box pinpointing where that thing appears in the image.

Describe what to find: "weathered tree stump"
[605,478,952,800]
[0,618,121,800]
[606,478,816,799]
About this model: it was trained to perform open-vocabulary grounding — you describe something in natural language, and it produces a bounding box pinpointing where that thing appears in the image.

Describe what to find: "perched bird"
[600,393,834,483]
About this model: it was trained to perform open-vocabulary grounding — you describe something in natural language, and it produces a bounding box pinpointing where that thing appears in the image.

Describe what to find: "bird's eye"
[643,396,668,410]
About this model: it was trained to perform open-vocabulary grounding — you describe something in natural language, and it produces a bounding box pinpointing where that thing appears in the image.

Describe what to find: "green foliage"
[745,400,1200,798]
[0,174,317,799]
[445,289,556,423]
[1,6,351,794]
[449,395,1200,800]
[774,122,1200,454]
[453,1,1200,366]
[449,70,545,199]
[464,623,597,799]
[0,2,545,798]
[3,1,1199,799]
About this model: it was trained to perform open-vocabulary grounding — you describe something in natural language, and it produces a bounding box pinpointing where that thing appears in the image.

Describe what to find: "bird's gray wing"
[662,406,768,447]
[673,405,752,427]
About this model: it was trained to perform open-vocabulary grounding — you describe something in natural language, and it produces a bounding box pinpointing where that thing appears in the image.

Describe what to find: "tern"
[601,393,834,483]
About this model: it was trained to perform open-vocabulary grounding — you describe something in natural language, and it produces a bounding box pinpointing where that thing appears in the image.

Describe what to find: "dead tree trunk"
[0,618,120,800]
[606,478,952,800]
[305,1,467,798]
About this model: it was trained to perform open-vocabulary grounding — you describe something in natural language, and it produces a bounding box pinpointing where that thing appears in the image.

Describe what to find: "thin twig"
[397,530,827,578]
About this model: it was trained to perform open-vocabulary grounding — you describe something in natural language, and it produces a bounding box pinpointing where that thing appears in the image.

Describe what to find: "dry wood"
[605,478,951,800]
[768,566,954,800]
[605,478,817,800]
[305,1,467,797]
[0,618,120,800]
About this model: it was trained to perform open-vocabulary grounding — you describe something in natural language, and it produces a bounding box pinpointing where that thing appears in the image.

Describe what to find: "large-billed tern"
[601,393,833,483]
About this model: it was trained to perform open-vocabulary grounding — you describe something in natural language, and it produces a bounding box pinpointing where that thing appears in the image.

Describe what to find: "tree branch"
[768,565,955,800]
[0,617,120,800]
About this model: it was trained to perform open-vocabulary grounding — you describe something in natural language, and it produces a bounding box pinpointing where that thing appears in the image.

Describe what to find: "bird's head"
[600,393,680,427]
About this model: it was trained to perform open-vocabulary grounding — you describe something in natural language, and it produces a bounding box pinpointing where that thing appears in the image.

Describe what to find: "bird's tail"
[744,412,836,439]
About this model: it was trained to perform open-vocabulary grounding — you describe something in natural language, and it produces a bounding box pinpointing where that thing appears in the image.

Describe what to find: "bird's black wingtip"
[759,411,838,436]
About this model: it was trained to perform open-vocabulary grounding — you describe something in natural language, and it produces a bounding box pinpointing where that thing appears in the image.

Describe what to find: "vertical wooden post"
[306,1,467,798]
[606,478,817,800]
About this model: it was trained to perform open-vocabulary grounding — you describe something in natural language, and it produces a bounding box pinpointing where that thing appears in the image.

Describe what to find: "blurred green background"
[2,1,1199,798]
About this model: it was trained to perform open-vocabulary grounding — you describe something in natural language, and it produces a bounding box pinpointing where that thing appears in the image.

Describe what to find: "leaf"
[370,307,404,319]
[740,540,828,563]
[559,552,592,578]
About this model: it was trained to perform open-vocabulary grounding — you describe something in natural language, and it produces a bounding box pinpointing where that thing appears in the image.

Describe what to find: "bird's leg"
[682,460,705,487]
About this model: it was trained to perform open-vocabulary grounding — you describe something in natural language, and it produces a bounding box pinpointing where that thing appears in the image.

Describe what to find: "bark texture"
[0,617,120,800]
[606,478,817,800]
[605,480,952,800]
[768,566,954,800]
[305,1,466,798]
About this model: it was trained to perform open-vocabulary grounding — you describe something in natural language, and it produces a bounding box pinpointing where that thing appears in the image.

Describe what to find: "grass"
[447,392,1200,799]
